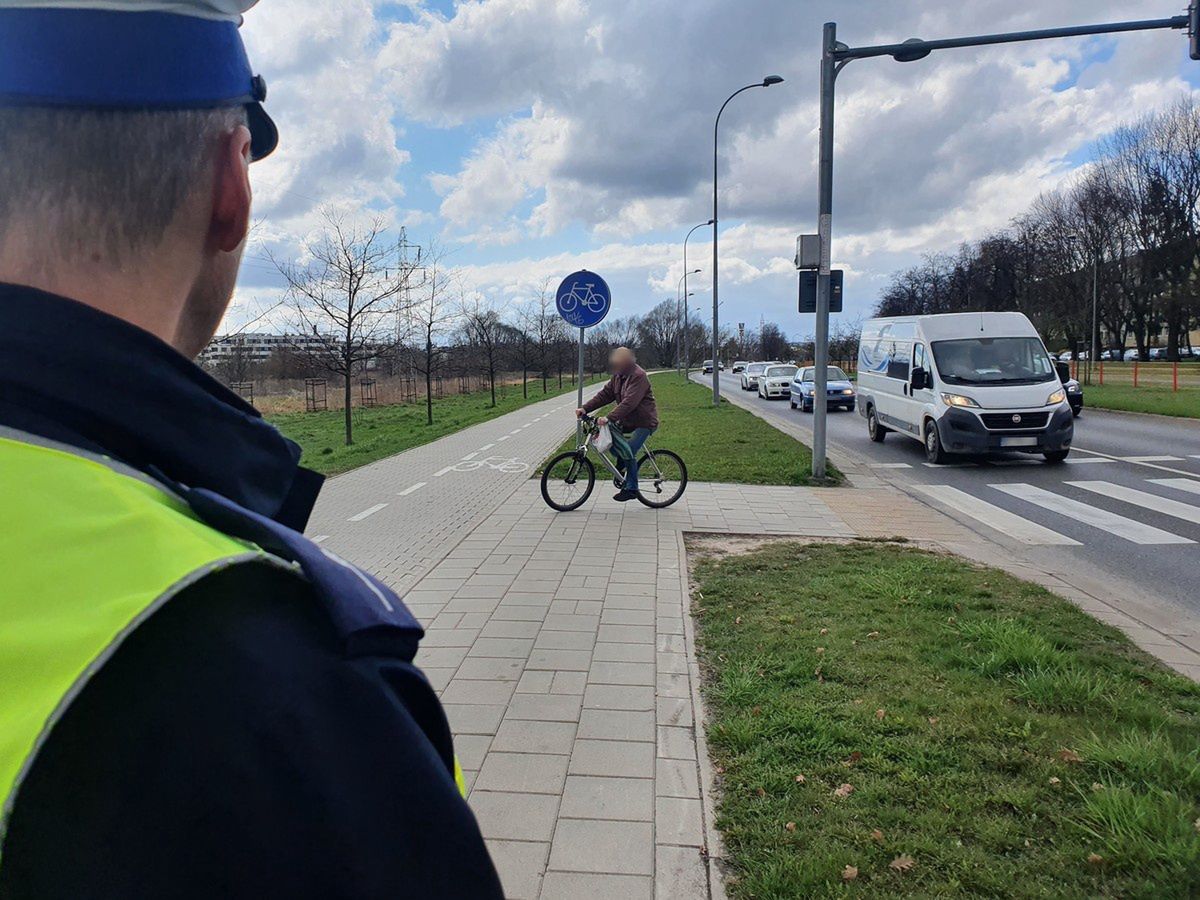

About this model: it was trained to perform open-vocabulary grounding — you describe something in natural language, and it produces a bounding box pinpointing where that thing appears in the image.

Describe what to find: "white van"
[856,312,1073,464]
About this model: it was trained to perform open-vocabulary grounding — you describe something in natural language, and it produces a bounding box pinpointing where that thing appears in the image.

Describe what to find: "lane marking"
[311,535,330,544]
[397,481,426,496]
[991,483,1193,545]
[1190,455,1200,460]
[348,503,388,522]
[432,465,456,477]
[987,458,1042,466]
[913,484,1080,546]
[1071,447,1199,478]
[1150,477,1200,497]
[478,443,495,452]
[509,429,521,435]
[869,462,912,469]
[1063,457,1115,465]
[498,435,510,442]
[1121,455,1184,463]
[461,451,479,460]
[923,462,976,468]
[1067,480,1200,527]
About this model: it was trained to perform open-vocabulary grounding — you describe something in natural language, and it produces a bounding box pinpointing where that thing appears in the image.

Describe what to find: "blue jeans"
[611,426,655,491]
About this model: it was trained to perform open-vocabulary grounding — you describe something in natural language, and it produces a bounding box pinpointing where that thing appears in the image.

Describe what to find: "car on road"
[790,365,856,413]
[702,359,715,373]
[1123,348,1141,361]
[857,312,1073,464]
[1064,377,1083,416]
[731,360,748,373]
[740,361,769,391]
[757,364,798,400]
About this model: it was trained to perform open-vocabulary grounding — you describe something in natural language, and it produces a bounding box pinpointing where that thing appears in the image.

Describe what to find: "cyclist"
[576,347,658,501]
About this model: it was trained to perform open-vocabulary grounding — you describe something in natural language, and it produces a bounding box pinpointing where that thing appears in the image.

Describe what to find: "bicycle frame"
[573,418,666,486]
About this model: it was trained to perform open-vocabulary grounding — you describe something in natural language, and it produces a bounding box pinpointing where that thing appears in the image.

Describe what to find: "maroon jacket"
[584,363,659,430]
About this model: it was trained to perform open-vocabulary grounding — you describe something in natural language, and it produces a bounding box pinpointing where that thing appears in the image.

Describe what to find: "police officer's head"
[0,1,276,357]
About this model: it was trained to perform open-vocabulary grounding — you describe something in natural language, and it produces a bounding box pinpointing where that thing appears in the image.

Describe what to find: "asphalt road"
[711,372,1200,615]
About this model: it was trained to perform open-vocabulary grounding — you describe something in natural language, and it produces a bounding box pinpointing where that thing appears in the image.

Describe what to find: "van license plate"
[1000,436,1037,447]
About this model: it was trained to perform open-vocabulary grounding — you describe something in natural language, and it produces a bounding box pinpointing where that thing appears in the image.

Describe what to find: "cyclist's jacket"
[0,284,502,898]
[583,362,659,429]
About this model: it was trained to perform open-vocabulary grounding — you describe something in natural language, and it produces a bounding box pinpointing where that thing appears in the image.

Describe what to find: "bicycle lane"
[303,382,604,603]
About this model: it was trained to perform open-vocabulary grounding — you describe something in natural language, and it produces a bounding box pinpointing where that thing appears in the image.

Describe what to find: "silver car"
[740,362,768,391]
[757,364,798,399]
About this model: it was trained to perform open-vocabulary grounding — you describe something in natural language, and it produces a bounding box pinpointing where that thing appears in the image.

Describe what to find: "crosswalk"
[914,478,1200,546]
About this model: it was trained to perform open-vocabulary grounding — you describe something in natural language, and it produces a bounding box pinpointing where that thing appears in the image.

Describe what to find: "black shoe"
[613,489,639,502]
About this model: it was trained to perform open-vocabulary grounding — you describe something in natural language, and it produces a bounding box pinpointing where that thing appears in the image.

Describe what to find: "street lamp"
[807,12,1190,479]
[712,75,784,406]
[677,268,701,376]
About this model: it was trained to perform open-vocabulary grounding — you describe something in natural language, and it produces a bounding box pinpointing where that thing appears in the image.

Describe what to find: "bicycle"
[540,413,688,512]
[558,281,607,314]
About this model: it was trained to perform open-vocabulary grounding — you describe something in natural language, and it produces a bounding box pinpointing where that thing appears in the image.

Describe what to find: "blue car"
[789,365,856,413]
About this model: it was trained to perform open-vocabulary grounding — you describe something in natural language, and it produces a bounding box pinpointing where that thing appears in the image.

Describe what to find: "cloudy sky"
[233,0,1200,338]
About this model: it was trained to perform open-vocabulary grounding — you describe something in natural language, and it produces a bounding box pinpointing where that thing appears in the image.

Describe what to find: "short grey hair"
[0,105,246,264]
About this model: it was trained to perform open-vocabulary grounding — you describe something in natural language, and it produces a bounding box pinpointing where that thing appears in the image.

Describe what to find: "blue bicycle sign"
[555,270,611,328]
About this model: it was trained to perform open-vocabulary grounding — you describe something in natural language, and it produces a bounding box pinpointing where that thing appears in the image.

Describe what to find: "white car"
[757,364,798,400]
[740,362,768,391]
[731,360,748,373]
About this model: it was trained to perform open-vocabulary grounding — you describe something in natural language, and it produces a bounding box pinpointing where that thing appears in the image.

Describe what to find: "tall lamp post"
[676,269,699,373]
[712,75,784,406]
[808,10,1193,479]
[683,218,711,377]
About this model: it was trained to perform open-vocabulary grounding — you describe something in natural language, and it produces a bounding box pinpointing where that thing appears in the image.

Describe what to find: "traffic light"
[1191,2,1200,61]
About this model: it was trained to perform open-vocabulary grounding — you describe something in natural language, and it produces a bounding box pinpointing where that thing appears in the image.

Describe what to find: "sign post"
[555,270,611,442]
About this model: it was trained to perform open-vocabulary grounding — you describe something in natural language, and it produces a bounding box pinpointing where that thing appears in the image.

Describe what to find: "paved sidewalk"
[308,380,1198,898]
[305,382,601,594]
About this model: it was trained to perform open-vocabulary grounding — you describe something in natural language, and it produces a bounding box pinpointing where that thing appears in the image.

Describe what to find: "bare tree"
[460,293,508,408]
[403,241,457,425]
[273,211,412,444]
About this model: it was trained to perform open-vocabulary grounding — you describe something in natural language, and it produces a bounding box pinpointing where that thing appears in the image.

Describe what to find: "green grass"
[270,377,601,476]
[692,540,1200,899]
[541,372,841,486]
[1082,384,1200,419]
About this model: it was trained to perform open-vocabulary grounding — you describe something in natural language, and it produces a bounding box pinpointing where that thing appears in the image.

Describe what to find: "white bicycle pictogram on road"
[558,281,607,314]
[451,455,529,474]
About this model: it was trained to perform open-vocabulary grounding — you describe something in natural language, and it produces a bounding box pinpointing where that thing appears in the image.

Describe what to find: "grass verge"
[539,372,841,486]
[1082,384,1200,419]
[692,539,1200,898]
[270,377,601,476]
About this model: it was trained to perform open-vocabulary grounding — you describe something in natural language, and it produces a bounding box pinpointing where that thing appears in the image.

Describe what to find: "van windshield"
[931,337,1055,386]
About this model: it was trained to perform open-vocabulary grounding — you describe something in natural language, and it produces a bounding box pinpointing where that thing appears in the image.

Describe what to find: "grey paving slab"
[548,818,655,876]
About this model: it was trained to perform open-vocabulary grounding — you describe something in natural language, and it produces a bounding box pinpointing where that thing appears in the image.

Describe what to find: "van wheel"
[1043,449,1070,463]
[867,405,887,442]
[924,420,948,464]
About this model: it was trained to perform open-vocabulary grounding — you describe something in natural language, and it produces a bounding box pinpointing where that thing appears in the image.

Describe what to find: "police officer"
[0,2,502,896]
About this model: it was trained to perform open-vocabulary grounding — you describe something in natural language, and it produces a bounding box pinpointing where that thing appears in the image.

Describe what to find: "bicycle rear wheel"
[635,449,687,508]
[540,451,595,512]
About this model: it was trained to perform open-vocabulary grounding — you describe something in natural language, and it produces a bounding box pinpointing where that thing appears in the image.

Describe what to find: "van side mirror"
[911,367,930,391]
[1055,361,1070,383]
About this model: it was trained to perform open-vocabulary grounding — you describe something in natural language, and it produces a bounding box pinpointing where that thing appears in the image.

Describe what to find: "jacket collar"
[0,283,323,531]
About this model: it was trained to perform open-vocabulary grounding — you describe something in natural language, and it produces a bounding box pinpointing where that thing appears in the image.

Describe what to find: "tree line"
[877,97,1200,361]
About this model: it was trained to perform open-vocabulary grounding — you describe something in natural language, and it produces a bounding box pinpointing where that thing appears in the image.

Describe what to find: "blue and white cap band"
[0,1,277,159]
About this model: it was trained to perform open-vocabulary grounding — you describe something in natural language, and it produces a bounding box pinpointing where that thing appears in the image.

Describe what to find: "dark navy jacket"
[0,284,503,899]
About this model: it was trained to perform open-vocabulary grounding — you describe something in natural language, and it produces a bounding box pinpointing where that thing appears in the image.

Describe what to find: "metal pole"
[1090,255,1099,385]
[683,220,709,381]
[576,326,585,443]
[712,110,721,406]
[812,22,837,480]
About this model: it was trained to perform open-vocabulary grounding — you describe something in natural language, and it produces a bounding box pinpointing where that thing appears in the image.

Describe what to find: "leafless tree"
[272,209,412,445]
[460,293,508,408]
[403,240,458,425]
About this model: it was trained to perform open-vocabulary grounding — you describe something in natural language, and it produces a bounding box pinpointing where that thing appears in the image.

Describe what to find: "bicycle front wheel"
[541,451,595,512]
[635,449,687,508]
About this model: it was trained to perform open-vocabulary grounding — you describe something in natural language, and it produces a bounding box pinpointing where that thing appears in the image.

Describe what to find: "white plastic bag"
[592,422,613,453]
